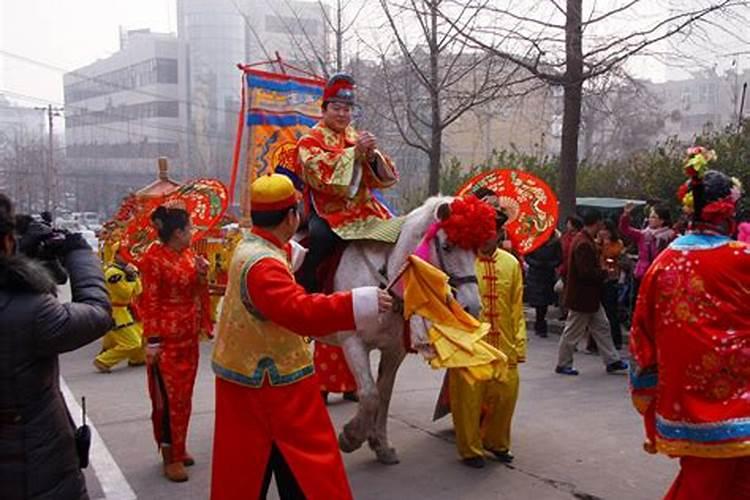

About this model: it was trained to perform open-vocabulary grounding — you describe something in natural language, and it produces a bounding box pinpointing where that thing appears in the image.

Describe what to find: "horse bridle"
[354,231,478,301]
[433,238,479,291]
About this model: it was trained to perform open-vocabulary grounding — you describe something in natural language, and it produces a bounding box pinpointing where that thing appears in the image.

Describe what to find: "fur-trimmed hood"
[0,254,57,295]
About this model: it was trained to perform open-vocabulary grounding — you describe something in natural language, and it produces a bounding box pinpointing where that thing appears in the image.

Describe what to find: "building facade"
[63,29,181,214]
[644,70,748,142]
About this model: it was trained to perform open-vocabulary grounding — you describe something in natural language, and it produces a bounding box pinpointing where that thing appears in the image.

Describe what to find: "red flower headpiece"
[441,195,497,250]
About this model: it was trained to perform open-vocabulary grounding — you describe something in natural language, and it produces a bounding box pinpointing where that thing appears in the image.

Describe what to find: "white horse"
[322,196,481,465]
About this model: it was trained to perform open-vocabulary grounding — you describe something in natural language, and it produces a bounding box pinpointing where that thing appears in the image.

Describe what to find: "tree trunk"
[336,0,343,72]
[559,0,584,221]
[428,1,441,195]
[429,116,442,194]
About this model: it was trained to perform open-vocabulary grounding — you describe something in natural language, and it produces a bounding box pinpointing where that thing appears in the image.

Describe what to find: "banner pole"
[240,70,254,228]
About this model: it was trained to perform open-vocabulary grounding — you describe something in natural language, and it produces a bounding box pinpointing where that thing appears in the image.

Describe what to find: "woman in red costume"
[139,204,211,482]
[629,147,749,500]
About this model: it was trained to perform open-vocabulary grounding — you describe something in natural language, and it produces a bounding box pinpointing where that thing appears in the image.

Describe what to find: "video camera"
[16,218,70,284]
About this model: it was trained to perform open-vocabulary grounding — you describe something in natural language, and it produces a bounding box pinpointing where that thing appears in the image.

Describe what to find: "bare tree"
[258,0,367,78]
[368,0,540,195]
[317,0,368,72]
[579,71,666,162]
[0,131,48,213]
[444,0,748,218]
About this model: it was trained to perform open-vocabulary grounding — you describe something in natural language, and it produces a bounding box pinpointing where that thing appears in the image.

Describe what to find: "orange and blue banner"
[229,68,325,206]
[245,69,324,185]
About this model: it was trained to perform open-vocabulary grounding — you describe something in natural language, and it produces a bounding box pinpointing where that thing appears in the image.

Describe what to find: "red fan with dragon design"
[456,169,559,255]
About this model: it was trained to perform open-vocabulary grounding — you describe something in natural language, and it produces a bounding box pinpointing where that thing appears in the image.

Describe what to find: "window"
[67,141,179,159]
[65,58,179,103]
[265,14,319,35]
[65,100,180,127]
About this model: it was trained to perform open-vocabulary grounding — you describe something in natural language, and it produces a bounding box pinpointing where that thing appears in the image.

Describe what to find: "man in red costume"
[296,72,399,293]
[629,147,749,500]
[210,173,392,500]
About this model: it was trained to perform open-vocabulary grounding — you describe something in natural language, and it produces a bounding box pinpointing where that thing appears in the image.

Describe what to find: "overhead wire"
[0,88,236,145]
[0,49,236,116]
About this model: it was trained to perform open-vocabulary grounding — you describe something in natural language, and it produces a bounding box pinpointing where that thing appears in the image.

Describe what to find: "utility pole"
[34,104,63,214]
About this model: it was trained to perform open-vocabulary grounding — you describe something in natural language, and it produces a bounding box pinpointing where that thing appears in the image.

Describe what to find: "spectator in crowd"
[525,232,562,338]
[557,216,583,320]
[555,209,628,376]
[618,203,675,298]
[738,210,750,243]
[597,220,625,350]
[0,193,112,499]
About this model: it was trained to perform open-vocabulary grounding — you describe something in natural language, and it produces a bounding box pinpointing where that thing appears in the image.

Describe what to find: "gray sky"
[0,0,175,105]
[1,0,748,109]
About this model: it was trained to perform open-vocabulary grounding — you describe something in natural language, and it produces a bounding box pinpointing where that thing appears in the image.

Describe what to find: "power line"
[0,49,237,116]
[1,88,236,145]
[2,88,227,144]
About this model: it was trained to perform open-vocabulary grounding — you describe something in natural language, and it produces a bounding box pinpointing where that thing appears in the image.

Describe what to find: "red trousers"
[146,336,199,462]
[665,456,750,500]
[210,375,353,500]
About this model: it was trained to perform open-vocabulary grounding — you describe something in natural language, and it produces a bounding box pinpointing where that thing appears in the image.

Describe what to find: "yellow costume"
[94,263,145,370]
[451,249,526,459]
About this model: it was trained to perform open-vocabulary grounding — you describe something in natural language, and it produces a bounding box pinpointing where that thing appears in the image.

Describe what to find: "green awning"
[576,197,646,209]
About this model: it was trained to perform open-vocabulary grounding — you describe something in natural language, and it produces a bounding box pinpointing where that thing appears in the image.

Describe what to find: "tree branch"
[379,0,433,89]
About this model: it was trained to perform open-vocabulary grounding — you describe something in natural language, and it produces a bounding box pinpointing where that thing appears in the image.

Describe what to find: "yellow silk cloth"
[402,255,507,383]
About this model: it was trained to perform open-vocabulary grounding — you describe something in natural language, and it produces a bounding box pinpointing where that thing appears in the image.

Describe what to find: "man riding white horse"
[296,72,400,293]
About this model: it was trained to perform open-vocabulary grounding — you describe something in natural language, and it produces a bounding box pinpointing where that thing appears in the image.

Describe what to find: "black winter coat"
[524,236,562,307]
[0,249,112,500]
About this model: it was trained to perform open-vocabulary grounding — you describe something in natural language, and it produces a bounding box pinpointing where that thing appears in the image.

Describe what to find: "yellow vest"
[211,233,313,387]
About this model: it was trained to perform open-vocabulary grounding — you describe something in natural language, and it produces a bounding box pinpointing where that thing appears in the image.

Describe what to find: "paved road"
[59,285,676,499]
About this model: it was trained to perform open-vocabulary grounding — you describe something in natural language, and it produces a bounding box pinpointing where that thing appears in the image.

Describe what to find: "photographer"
[0,193,113,500]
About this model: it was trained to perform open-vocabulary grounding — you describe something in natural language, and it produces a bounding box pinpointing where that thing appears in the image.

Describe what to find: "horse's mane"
[388,195,453,277]
[403,195,453,229]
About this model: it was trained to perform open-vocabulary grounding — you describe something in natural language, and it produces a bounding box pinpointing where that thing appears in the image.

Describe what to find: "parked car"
[72,212,102,233]
[79,229,99,253]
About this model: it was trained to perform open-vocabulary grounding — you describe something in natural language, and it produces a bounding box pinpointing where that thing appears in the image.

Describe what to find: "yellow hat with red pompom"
[251,173,298,212]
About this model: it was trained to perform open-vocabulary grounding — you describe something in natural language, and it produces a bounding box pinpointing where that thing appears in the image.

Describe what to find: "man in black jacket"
[0,193,113,500]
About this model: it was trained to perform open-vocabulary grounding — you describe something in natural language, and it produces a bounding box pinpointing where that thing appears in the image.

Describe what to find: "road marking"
[60,377,137,500]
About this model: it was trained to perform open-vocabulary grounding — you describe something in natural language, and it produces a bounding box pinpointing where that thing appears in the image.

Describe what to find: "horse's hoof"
[375,447,400,465]
[338,431,362,453]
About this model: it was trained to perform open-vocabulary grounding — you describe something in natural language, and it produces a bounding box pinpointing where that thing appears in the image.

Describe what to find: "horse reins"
[432,238,478,291]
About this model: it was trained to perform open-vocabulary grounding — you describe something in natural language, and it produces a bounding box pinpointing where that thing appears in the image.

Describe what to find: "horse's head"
[432,201,482,317]
[399,197,482,318]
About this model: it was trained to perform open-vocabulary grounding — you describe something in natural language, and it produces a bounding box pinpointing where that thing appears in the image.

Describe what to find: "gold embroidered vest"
[211,233,313,387]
